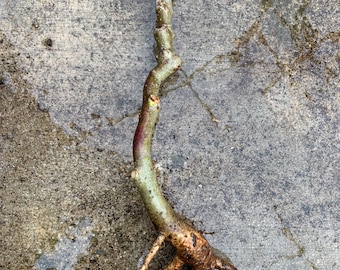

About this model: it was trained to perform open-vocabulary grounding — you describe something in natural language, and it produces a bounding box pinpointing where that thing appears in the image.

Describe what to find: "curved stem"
[131,1,238,269]
[132,0,181,233]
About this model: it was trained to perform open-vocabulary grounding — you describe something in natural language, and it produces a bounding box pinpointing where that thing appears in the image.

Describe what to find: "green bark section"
[132,0,181,233]
[131,2,238,269]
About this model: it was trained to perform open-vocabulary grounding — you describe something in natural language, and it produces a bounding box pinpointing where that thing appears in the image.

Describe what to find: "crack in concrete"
[164,0,339,96]
[92,0,338,132]
[232,0,339,95]
[273,205,319,270]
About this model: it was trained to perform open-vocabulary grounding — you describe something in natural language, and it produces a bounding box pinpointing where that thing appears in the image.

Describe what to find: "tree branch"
[131,1,238,269]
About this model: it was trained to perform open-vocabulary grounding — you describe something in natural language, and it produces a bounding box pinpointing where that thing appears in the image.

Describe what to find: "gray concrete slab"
[0,0,339,269]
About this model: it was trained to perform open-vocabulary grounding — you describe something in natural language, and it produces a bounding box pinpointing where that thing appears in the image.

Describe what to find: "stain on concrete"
[0,30,165,270]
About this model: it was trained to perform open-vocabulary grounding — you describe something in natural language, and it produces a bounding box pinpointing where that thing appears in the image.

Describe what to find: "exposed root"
[140,235,166,270]
[163,221,237,270]
[163,254,184,270]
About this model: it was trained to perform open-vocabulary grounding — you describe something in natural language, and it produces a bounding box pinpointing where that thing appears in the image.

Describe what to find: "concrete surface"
[0,0,339,269]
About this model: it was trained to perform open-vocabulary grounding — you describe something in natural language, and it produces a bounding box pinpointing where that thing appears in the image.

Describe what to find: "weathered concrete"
[0,0,339,269]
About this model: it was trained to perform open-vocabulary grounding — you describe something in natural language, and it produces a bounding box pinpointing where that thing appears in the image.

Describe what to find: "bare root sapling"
[131,1,238,269]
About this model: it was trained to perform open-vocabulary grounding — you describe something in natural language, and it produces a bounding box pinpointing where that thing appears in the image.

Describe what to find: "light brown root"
[164,254,185,270]
[215,257,238,270]
[139,234,166,270]
[164,221,238,270]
